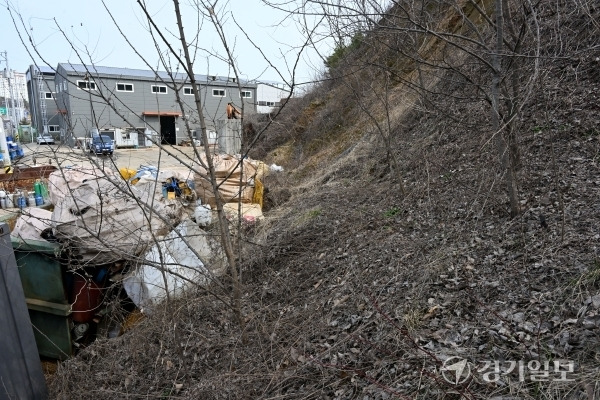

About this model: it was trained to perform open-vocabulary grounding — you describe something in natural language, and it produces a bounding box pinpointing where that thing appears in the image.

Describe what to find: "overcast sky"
[1,0,329,88]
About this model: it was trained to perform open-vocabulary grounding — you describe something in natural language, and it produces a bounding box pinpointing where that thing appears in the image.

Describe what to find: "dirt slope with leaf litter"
[49,3,600,400]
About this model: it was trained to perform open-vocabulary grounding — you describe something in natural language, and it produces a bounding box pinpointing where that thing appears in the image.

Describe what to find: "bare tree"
[278,0,545,216]
[5,0,308,346]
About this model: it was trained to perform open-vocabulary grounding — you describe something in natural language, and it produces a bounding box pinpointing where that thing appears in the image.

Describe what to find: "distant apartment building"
[1,69,28,126]
[0,70,27,101]
[41,63,257,146]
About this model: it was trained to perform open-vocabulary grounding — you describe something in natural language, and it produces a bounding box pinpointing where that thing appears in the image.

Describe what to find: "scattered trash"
[6,135,25,162]
[119,167,137,181]
[223,203,264,223]
[0,166,55,209]
[162,177,195,202]
[194,154,257,207]
[51,168,186,264]
[269,163,284,172]
[126,165,196,202]
[11,208,53,241]
[47,165,118,206]
[178,139,202,147]
[7,154,270,358]
[194,200,212,227]
[252,178,264,209]
[253,161,269,181]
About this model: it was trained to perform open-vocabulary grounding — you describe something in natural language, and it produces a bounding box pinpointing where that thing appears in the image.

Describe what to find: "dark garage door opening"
[160,116,176,145]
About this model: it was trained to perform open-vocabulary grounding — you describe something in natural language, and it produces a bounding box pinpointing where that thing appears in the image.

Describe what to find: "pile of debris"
[10,154,270,355]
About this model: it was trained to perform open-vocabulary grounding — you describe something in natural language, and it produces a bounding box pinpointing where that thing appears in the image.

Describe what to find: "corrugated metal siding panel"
[0,223,48,399]
[55,64,258,140]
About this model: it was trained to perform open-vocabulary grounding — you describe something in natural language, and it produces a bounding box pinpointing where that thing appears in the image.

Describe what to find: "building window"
[258,101,276,106]
[151,85,167,94]
[77,80,97,90]
[183,87,194,95]
[48,125,60,132]
[42,92,54,99]
[116,82,134,92]
[212,89,226,97]
[239,90,252,98]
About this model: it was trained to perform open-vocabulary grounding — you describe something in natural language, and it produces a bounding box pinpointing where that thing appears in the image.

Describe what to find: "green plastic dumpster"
[11,237,72,360]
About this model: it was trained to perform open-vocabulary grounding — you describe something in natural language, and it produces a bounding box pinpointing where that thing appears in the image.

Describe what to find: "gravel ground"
[16,142,203,170]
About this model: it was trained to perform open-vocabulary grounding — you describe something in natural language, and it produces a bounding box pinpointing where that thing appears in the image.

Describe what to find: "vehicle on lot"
[89,135,114,156]
[37,134,55,145]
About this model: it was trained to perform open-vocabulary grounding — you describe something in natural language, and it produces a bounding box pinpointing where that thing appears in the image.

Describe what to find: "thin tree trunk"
[171,0,245,331]
[492,0,520,217]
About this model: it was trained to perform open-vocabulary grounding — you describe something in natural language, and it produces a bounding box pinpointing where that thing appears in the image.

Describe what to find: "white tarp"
[10,208,54,241]
[123,219,226,312]
[51,169,186,264]
[47,166,119,206]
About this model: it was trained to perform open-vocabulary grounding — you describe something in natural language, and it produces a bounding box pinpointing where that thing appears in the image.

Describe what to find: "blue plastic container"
[17,196,26,209]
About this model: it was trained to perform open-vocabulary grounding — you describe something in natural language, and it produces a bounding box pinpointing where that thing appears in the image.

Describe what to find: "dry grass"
[46,1,600,399]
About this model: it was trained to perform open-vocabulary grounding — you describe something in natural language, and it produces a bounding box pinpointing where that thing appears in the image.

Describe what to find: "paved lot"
[16,142,203,171]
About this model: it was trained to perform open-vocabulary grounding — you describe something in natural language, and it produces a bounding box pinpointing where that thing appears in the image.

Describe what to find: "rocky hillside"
[49,1,600,399]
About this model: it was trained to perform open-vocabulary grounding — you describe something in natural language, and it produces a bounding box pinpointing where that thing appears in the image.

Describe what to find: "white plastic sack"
[11,208,53,241]
[123,219,226,312]
[269,163,284,172]
[194,202,212,227]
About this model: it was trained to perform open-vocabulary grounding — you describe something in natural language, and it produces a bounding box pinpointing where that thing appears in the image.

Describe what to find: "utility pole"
[0,52,13,167]
[0,52,17,138]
